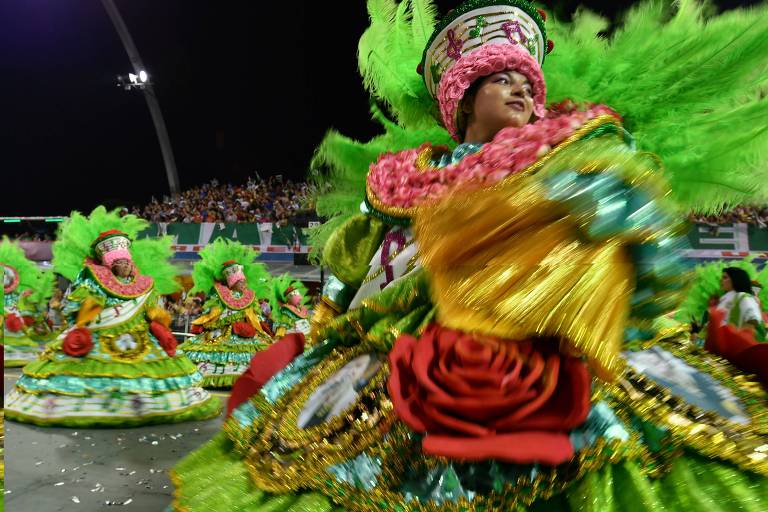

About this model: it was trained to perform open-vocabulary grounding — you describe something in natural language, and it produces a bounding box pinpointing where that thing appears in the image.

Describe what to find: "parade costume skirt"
[179,334,270,389]
[5,350,221,428]
[169,335,768,512]
[3,333,43,367]
[172,432,768,512]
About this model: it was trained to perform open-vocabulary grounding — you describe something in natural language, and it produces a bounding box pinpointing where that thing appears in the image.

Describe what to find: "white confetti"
[61,469,67,473]
[151,441,158,445]
[54,482,65,486]
[124,499,133,505]
[72,496,81,503]
[35,461,43,466]
[128,471,136,475]
[115,467,125,471]
[4,490,12,495]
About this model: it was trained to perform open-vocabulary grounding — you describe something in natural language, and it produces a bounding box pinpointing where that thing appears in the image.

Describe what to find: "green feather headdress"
[675,258,768,323]
[310,0,768,264]
[542,0,768,212]
[189,239,270,298]
[0,237,47,295]
[268,273,309,314]
[52,206,180,295]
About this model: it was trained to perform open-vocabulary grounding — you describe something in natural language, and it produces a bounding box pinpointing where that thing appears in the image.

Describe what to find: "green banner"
[138,223,765,252]
[138,223,309,245]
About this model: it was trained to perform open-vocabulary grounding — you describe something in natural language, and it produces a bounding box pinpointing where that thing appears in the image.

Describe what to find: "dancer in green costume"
[172,1,768,510]
[179,239,274,388]
[5,207,220,427]
[268,273,311,338]
[1,237,55,367]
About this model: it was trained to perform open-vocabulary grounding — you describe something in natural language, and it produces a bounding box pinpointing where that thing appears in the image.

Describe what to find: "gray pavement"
[4,368,229,512]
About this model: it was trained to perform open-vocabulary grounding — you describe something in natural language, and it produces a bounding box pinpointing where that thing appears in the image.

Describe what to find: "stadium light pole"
[100,0,180,195]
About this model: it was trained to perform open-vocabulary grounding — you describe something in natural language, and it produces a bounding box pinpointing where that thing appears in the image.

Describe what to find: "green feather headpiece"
[52,206,180,294]
[0,237,47,295]
[544,0,768,212]
[268,273,309,314]
[676,258,768,324]
[190,239,271,298]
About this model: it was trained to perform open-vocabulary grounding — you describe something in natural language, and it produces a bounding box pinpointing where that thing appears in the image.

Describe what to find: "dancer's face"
[231,279,246,293]
[721,272,733,292]
[461,70,534,143]
[112,259,133,278]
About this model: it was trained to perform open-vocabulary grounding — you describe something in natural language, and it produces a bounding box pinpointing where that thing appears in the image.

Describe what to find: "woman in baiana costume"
[679,259,768,386]
[269,273,312,337]
[171,1,768,510]
[178,239,274,388]
[1,237,55,367]
[4,207,220,427]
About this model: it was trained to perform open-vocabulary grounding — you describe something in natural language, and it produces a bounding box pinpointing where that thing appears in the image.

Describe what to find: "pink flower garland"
[85,258,154,299]
[367,106,619,211]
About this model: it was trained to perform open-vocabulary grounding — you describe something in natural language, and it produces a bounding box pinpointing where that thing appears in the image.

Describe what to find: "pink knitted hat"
[420,1,552,141]
[92,230,133,267]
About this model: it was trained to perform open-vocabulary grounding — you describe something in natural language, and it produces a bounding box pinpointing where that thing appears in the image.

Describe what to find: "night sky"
[1,0,759,217]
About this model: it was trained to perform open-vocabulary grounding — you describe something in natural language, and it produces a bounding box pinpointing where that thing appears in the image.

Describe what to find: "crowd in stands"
[689,205,768,229]
[132,175,315,225]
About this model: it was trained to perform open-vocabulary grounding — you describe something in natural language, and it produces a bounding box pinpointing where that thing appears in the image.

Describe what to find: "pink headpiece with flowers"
[92,230,133,267]
[420,0,553,141]
[222,260,246,287]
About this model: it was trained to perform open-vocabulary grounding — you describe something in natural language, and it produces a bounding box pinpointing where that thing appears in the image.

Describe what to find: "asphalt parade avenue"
[4,368,228,511]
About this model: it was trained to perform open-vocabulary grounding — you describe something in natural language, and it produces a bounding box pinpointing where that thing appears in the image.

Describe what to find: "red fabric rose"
[5,314,23,332]
[63,327,93,357]
[228,333,305,416]
[23,315,35,327]
[151,320,178,357]
[388,324,591,465]
[233,321,256,338]
[190,324,203,335]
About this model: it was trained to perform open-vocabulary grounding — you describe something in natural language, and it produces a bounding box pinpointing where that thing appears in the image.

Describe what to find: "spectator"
[133,175,316,224]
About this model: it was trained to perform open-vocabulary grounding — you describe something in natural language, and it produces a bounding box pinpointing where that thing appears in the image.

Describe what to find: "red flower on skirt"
[388,324,591,464]
[5,314,23,332]
[233,321,256,338]
[151,320,178,357]
[63,327,94,357]
[23,316,35,327]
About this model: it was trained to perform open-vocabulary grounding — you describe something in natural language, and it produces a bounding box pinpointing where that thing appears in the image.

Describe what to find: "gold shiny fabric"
[308,300,340,346]
[244,308,270,338]
[190,306,221,327]
[75,296,104,327]
[147,305,172,328]
[414,138,676,381]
